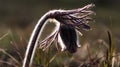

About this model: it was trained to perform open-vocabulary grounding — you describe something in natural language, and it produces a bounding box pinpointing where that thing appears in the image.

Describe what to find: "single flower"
[39,4,95,53]
[23,4,95,67]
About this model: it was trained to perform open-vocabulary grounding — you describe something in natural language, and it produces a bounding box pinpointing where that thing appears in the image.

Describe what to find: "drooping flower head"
[39,4,95,53]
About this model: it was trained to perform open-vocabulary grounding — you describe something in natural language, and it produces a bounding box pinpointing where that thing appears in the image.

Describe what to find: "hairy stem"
[22,12,50,67]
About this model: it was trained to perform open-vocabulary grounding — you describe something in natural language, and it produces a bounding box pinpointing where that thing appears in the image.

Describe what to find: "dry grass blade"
[48,53,57,64]
[0,60,16,67]
[0,48,20,65]
[107,31,114,67]
[0,32,9,40]
[0,31,22,66]
[10,41,23,62]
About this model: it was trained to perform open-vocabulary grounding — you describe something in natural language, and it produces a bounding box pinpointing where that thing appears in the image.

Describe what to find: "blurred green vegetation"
[0,0,120,67]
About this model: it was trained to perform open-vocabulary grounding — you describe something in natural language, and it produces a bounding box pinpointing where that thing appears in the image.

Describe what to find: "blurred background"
[0,0,120,67]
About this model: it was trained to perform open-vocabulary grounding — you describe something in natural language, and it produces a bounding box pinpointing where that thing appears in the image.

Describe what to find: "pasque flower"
[40,4,95,53]
[22,4,95,67]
